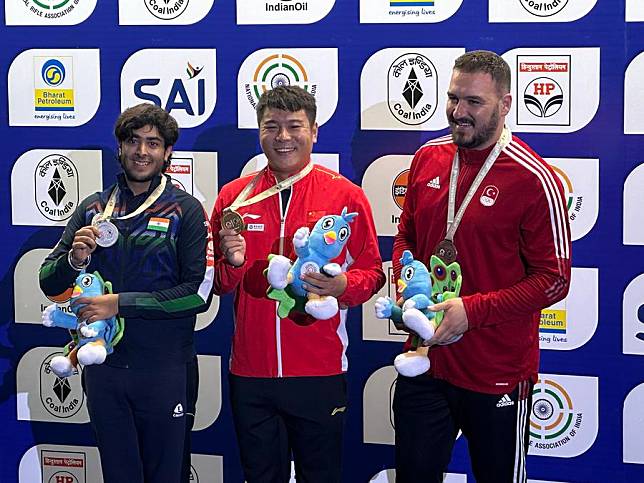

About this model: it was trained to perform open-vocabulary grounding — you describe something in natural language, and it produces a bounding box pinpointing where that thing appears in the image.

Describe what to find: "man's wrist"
[68,250,91,271]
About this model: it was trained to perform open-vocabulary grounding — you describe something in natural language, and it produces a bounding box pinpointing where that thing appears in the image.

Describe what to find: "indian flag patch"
[147,217,170,232]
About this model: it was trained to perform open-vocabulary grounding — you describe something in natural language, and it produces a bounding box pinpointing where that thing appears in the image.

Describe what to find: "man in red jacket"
[212,85,385,482]
[392,50,571,482]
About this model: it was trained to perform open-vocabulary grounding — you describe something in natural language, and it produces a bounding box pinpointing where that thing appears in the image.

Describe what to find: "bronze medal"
[221,209,245,234]
[434,239,457,264]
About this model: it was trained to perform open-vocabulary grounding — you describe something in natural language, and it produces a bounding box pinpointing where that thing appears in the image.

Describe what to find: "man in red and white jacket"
[212,86,385,483]
[392,51,571,483]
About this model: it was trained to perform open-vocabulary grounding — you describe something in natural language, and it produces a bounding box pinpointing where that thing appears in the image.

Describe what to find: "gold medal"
[221,209,245,234]
[434,239,457,264]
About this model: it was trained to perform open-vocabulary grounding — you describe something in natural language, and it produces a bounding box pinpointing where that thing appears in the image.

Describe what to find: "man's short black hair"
[255,86,317,126]
[114,103,179,148]
[453,50,511,95]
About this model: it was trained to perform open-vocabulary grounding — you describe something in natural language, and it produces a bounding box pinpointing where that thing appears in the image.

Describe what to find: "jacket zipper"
[276,184,294,378]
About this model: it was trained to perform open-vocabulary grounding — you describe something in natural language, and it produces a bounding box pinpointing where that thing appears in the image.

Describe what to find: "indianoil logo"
[391,169,409,210]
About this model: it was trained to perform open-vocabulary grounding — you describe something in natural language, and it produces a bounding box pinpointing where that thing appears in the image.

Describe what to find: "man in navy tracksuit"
[40,103,214,483]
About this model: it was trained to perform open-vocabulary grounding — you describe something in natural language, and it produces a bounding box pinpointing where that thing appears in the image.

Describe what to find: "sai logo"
[392,169,409,211]
[35,154,79,222]
[520,0,568,17]
[121,49,217,128]
[144,0,189,20]
[244,53,316,110]
[35,57,75,113]
[516,55,571,126]
[388,53,438,125]
[40,352,84,419]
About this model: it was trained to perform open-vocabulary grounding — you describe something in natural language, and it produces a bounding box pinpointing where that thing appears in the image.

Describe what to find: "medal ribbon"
[445,127,511,241]
[226,162,314,212]
[99,175,167,222]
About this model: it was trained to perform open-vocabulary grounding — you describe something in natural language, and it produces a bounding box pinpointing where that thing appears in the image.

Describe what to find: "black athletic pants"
[393,375,533,483]
[229,373,347,483]
[83,363,188,483]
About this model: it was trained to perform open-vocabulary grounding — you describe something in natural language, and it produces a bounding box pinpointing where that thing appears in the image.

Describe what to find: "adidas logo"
[427,176,441,189]
[331,406,346,416]
[496,394,514,408]
[172,403,184,418]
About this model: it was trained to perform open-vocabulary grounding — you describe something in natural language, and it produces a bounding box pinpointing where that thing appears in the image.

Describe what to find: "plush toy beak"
[71,285,83,298]
[397,279,407,293]
[324,231,337,245]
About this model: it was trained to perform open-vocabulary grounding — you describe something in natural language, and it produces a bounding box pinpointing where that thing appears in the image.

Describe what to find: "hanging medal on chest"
[434,239,458,264]
[92,214,119,248]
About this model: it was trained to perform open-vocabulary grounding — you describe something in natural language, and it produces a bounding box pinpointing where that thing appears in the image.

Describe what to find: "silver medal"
[93,215,119,248]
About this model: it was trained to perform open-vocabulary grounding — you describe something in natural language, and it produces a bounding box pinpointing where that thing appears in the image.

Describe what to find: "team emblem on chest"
[480,185,499,207]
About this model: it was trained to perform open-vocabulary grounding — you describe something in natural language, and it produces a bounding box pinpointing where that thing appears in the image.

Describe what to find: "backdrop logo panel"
[19,445,102,483]
[237,49,338,128]
[626,0,644,21]
[241,153,339,178]
[360,0,464,23]
[237,0,335,24]
[622,273,644,355]
[8,49,100,126]
[362,155,413,235]
[11,149,102,226]
[121,49,217,128]
[17,347,90,423]
[362,261,408,342]
[193,355,222,431]
[190,454,224,483]
[624,164,644,244]
[5,0,97,25]
[363,365,397,444]
[118,0,214,25]
[361,48,464,130]
[624,52,644,133]
[539,267,598,350]
[489,0,596,22]
[623,382,644,464]
[528,374,598,457]
[503,48,599,133]
[547,158,599,241]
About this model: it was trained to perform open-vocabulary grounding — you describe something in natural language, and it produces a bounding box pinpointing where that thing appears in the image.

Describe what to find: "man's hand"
[301,272,347,298]
[218,228,246,267]
[71,225,100,265]
[424,297,468,346]
[74,294,119,323]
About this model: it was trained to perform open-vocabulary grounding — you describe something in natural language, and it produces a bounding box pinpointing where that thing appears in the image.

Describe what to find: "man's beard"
[449,109,500,149]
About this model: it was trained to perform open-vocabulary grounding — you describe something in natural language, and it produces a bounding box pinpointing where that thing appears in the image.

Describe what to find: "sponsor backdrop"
[0,1,642,482]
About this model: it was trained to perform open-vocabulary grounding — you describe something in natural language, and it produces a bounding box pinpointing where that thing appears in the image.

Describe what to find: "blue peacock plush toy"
[265,207,357,320]
[375,250,462,377]
[42,271,124,378]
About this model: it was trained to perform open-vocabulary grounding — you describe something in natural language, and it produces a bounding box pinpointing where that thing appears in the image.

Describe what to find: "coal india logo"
[35,154,79,222]
[244,53,316,109]
[21,0,81,19]
[40,352,84,418]
[520,0,568,17]
[529,378,583,450]
[388,53,438,126]
[145,0,190,20]
[523,77,564,118]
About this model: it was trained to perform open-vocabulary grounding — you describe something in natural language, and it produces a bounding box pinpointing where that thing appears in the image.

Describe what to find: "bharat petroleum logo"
[523,77,564,118]
[392,169,409,210]
[42,60,66,87]
[245,53,316,109]
[530,378,582,449]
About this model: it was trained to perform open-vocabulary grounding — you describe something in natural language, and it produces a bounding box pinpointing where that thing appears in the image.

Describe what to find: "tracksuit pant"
[393,375,533,483]
[229,373,347,483]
